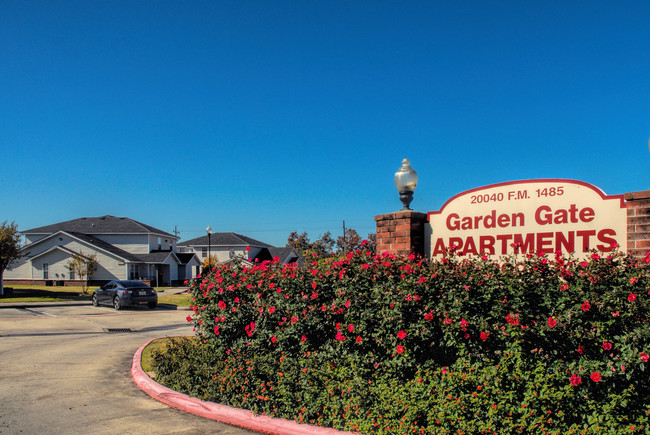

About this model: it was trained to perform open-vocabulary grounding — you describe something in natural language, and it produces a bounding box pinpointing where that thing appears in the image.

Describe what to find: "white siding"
[4,234,128,281]
[97,234,151,254]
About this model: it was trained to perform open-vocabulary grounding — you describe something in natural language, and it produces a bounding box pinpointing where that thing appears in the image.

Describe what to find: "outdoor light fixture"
[394,158,418,210]
[206,225,212,269]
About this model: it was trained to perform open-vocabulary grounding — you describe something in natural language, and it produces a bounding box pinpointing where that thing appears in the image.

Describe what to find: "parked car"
[92,280,157,310]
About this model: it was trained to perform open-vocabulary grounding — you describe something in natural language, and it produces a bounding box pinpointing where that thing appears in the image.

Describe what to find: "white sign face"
[426,179,627,258]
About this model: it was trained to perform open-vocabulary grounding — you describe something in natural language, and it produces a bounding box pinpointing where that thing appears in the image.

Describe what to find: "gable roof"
[136,251,181,264]
[24,215,176,238]
[178,232,273,248]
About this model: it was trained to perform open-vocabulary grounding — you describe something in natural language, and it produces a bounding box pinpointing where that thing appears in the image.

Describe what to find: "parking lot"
[0,304,255,434]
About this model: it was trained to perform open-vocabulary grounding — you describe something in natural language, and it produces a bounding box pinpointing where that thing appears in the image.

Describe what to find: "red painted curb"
[131,338,355,435]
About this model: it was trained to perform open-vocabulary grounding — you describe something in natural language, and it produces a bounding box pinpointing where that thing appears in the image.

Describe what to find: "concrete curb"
[131,338,354,435]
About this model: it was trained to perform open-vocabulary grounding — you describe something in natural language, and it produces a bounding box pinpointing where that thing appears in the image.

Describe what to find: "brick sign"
[425,179,627,258]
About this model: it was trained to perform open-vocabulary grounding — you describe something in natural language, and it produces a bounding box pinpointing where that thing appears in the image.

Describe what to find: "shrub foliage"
[154,247,650,434]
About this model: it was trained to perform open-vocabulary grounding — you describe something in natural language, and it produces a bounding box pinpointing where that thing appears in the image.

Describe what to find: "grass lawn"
[0,285,92,302]
[141,336,195,373]
[157,292,191,307]
[0,285,190,306]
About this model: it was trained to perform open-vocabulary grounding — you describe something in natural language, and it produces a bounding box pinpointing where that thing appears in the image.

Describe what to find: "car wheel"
[113,297,122,310]
[148,302,157,309]
[92,294,99,307]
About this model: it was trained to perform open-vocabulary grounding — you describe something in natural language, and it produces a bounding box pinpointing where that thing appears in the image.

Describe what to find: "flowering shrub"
[154,248,650,433]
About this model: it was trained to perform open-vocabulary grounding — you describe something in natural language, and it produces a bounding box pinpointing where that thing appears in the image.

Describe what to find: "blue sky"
[2,1,649,246]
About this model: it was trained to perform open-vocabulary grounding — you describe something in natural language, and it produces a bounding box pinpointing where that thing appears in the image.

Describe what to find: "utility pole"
[173,225,180,237]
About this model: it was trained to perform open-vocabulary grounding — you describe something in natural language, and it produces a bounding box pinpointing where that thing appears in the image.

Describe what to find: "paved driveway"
[0,304,255,434]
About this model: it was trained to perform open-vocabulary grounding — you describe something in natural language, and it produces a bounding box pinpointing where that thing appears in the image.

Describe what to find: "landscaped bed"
[151,247,650,434]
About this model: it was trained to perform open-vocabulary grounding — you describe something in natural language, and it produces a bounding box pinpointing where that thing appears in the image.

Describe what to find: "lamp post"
[394,158,418,210]
[206,225,212,270]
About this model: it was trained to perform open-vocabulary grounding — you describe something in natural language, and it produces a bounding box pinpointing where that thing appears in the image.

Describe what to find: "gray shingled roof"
[178,233,273,248]
[25,215,175,238]
[68,232,143,262]
[136,251,180,264]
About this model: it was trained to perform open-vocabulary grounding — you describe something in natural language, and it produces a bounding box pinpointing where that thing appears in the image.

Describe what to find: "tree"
[0,221,23,296]
[286,231,311,254]
[67,251,98,294]
[310,232,336,257]
[202,255,219,273]
[336,228,363,254]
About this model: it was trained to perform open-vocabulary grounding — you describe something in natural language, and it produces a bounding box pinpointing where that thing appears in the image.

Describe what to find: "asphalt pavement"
[0,304,255,435]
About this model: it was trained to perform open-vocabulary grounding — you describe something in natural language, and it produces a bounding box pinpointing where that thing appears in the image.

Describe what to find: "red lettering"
[580,207,595,222]
[535,206,552,225]
[464,237,478,256]
[513,233,535,253]
[568,204,579,223]
[479,236,495,255]
[484,211,496,229]
[446,214,460,231]
[449,237,464,251]
[536,232,554,254]
[496,234,512,254]
[576,230,596,251]
[555,231,575,253]
[597,229,617,251]
[432,238,447,255]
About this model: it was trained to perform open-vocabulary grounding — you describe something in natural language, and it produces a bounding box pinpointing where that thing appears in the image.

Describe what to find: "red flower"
[268,307,276,314]
[506,313,520,325]
[560,284,569,291]
[311,282,317,290]
[291,316,298,324]
[424,311,434,321]
[355,336,362,343]
[547,317,557,328]
[245,246,251,251]
[301,335,307,343]
[186,315,192,323]
[570,374,582,386]
[602,342,612,351]
[396,345,405,354]
[480,331,489,341]
[348,324,354,333]
[581,301,591,311]
[397,330,407,340]
[640,352,649,362]
[214,325,220,335]
[271,336,277,344]
[335,332,346,342]
[628,293,637,302]
[218,300,227,310]
[590,372,601,382]
[577,345,585,354]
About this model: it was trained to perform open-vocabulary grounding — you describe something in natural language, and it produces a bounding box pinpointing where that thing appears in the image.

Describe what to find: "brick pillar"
[625,189,650,258]
[375,210,428,257]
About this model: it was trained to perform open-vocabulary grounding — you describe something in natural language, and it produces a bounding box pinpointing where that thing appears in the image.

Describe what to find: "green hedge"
[154,248,650,433]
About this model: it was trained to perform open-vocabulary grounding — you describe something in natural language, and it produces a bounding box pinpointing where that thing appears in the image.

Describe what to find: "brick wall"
[625,189,650,258]
[375,210,428,257]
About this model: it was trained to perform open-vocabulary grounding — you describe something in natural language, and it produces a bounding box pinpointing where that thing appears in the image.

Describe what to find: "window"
[43,263,49,279]
[202,247,208,257]
[130,264,138,280]
[229,250,235,259]
[69,268,75,280]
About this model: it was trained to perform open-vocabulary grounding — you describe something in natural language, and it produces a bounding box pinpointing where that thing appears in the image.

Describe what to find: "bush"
[153,247,650,433]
